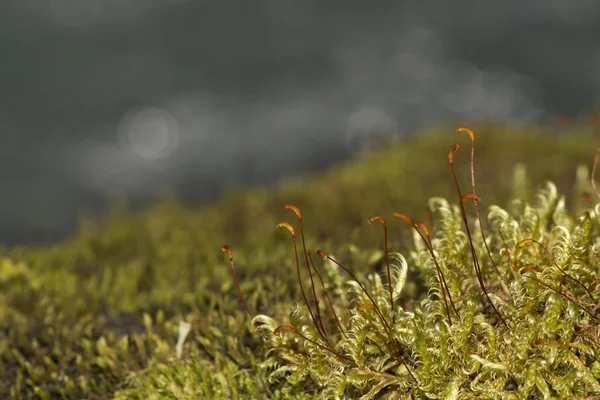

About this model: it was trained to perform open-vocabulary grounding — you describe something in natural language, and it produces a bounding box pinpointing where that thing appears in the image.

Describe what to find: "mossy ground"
[1,121,598,399]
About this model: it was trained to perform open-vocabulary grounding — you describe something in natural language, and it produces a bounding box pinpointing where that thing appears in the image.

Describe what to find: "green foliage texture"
[1,122,599,399]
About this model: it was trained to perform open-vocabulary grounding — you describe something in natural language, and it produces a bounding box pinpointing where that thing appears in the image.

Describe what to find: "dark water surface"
[1,0,600,245]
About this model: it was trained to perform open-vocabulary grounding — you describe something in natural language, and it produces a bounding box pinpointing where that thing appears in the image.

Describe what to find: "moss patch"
[1,122,599,398]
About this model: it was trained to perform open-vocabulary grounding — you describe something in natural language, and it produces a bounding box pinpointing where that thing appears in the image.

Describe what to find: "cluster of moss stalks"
[225,127,600,399]
[1,122,599,399]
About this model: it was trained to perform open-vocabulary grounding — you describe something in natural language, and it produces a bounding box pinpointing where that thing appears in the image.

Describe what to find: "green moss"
[1,122,599,398]
[245,179,600,398]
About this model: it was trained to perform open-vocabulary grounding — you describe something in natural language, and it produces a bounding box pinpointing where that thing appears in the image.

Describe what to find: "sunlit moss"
[245,176,600,398]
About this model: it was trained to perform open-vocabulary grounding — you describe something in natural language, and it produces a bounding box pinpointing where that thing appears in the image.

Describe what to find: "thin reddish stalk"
[277,222,326,341]
[448,144,509,329]
[498,229,519,280]
[221,245,253,319]
[520,266,598,322]
[308,252,347,339]
[358,304,417,383]
[457,126,504,284]
[317,250,395,340]
[285,205,327,338]
[517,238,595,302]
[426,207,436,238]
[592,149,600,198]
[274,325,352,362]
[368,216,395,320]
[394,213,457,325]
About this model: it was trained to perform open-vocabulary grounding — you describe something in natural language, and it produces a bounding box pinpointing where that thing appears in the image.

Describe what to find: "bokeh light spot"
[117,107,180,160]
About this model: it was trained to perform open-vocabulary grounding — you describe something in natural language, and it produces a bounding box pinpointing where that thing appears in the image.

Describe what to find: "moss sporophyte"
[222,126,600,399]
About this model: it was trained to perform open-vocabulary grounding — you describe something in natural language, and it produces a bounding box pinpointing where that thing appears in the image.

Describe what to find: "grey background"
[1,0,600,245]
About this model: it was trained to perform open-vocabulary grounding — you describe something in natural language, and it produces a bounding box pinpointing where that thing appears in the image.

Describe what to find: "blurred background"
[1,0,600,245]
